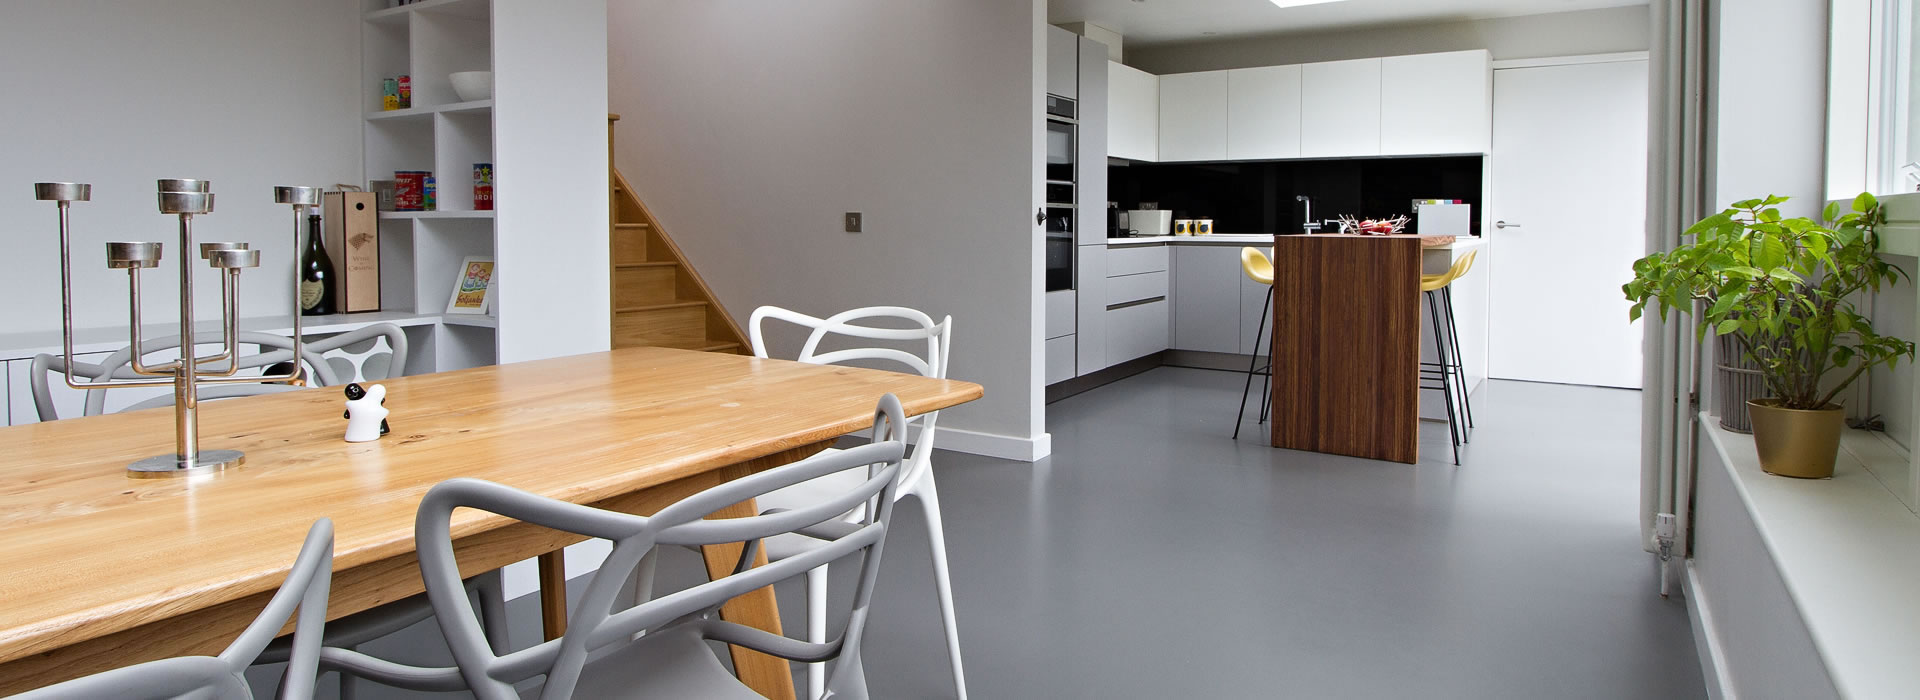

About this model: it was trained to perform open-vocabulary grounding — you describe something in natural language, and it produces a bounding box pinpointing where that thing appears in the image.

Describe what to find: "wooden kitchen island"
[1269,234,1427,463]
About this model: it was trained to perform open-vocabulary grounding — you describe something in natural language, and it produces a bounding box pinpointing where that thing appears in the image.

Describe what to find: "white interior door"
[1489,59,1648,388]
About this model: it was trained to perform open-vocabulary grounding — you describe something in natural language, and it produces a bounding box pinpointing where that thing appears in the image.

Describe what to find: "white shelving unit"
[357,0,610,369]
[361,0,499,369]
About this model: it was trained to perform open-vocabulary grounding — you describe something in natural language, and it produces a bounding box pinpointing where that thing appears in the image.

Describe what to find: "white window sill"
[1701,414,1920,699]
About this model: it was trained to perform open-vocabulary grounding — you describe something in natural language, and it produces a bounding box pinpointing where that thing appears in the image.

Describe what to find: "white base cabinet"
[1045,335,1077,385]
[1103,244,1171,365]
[1171,245,1242,354]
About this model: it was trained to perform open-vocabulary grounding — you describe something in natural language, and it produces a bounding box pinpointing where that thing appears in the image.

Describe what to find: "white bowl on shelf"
[450,71,493,102]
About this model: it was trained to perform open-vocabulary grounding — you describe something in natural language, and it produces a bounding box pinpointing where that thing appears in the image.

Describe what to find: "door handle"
[1037,208,1047,226]
[1495,220,1521,229]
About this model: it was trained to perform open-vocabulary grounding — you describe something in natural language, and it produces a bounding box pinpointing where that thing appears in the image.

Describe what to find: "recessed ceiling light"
[1202,31,1218,35]
[1269,0,1350,8]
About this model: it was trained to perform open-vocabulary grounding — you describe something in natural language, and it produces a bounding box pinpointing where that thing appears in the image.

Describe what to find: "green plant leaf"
[1854,191,1877,213]
[1715,319,1740,335]
[1824,201,1840,221]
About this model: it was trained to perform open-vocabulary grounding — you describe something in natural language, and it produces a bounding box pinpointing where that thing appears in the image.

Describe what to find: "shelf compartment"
[379,210,495,220]
[409,4,491,110]
[364,117,434,187]
[410,217,494,317]
[362,11,410,114]
[364,0,490,23]
[434,109,493,212]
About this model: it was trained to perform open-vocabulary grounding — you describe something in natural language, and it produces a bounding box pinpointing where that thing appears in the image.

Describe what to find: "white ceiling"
[1049,0,1649,47]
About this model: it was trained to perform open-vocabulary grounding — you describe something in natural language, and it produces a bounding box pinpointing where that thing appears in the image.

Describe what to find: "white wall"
[492,0,610,363]
[0,1,362,334]
[607,0,1047,456]
[1126,6,1649,74]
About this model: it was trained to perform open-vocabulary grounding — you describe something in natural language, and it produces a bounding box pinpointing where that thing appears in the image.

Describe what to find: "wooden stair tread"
[701,342,742,353]
[614,222,650,229]
[614,261,678,270]
[615,301,708,314]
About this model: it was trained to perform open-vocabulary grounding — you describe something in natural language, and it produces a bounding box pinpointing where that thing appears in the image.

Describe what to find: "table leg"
[701,462,799,700]
[538,551,568,641]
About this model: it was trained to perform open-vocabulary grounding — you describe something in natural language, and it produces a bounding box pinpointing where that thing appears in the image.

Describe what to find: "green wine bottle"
[300,214,336,316]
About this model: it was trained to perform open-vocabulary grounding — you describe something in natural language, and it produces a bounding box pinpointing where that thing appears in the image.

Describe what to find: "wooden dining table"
[0,346,982,698]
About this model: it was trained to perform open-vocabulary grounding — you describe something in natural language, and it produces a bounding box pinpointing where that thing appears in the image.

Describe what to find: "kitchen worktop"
[1110,233,1486,250]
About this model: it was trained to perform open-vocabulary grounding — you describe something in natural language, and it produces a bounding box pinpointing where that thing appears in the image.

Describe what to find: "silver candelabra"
[33,179,319,478]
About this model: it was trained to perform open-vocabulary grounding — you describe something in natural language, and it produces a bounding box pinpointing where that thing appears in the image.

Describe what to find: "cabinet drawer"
[1045,290,1076,339]
[1107,245,1169,277]
[1045,335,1076,385]
[1105,299,1169,364]
[1106,271,1168,307]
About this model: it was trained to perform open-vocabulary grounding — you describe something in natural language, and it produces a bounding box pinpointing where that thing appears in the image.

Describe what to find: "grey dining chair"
[319,394,912,700]
[7,519,334,700]
[749,304,966,700]
[29,323,410,421]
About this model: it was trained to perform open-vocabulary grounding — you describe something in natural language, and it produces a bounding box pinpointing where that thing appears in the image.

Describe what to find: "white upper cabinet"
[1380,50,1491,155]
[1109,61,1159,161]
[1047,25,1078,99]
[1158,71,1229,162]
[1226,65,1302,161]
[1300,58,1383,158]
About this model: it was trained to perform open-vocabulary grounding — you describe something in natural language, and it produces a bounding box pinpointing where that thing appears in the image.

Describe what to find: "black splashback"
[1108,155,1484,236]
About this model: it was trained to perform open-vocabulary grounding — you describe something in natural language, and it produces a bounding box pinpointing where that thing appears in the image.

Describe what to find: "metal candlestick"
[32,180,320,478]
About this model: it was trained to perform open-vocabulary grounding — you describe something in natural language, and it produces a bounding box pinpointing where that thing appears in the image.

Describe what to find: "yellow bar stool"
[1419,250,1477,465]
[1233,246,1275,439]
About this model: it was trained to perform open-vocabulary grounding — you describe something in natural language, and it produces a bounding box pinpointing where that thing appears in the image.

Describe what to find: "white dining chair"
[317,395,913,700]
[8,520,334,700]
[29,323,410,420]
[749,305,968,700]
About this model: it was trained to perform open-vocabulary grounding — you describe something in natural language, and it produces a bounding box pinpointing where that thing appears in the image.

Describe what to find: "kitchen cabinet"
[1300,58,1382,158]
[1106,299,1169,364]
[1226,65,1302,161]
[1108,61,1159,161]
[1380,50,1491,155]
[1045,336,1077,384]
[1107,244,1169,276]
[1171,245,1242,354]
[1046,290,1077,340]
[1047,25,1078,99]
[1157,71,1229,162]
[1076,242,1109,375]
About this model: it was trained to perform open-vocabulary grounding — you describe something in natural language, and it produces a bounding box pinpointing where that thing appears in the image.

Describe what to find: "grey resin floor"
[836,367,1705,699]
[281,366,1706,699]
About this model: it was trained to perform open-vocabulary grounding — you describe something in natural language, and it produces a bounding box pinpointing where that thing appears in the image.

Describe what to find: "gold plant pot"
[1746,399,1844,479]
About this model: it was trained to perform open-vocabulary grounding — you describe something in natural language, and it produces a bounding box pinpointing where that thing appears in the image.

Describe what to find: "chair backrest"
[30,323,408,420]
[749,305,950,489]
[390,395,910,700]
[11,520,333,700]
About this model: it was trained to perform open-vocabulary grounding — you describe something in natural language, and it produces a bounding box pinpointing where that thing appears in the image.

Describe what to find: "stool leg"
[1233,286,1273,440]
[1442,286,1474,432]
[1427,291,1461,465]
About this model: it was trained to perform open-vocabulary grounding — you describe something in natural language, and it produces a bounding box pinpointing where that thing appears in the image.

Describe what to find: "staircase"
[607,115,748,354]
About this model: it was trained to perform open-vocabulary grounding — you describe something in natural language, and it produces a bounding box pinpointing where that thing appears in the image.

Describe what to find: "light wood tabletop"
[0,346,982,697]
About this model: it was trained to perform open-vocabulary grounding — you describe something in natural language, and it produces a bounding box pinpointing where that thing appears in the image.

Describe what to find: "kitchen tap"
[1297,195,1319,234]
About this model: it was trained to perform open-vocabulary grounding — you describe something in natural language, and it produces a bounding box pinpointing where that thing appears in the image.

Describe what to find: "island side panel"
[1270,236,1423,463]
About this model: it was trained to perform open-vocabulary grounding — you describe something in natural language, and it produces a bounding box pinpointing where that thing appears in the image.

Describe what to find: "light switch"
[845,212,862,233]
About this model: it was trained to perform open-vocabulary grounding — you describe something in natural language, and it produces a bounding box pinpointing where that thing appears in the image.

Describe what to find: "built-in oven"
[1045,95,1076,292]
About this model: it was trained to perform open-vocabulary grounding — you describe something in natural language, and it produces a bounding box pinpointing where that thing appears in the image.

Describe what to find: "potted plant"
[1624,193,1916,478]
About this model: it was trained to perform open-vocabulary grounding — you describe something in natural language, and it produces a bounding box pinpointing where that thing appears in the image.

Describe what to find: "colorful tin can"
[382,78,399,111]
[394,170,427,211]
[397,75,411,109]
[423,175,436,211]
[473,163,493,211]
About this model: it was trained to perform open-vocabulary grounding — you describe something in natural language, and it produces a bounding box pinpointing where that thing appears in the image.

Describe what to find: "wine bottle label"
[300,281,325,310]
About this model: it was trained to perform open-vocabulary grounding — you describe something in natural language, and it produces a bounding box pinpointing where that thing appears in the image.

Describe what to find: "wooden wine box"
[322,192,380,312]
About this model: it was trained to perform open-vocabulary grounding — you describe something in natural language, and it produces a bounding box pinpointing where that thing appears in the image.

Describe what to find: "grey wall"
[606,0,1045,447]
[1126,6,1650,74]
[0,1,362,333]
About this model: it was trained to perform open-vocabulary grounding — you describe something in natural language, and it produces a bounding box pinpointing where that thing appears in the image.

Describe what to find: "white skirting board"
[1684,560,1738,700]
[910,423,1052,462]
